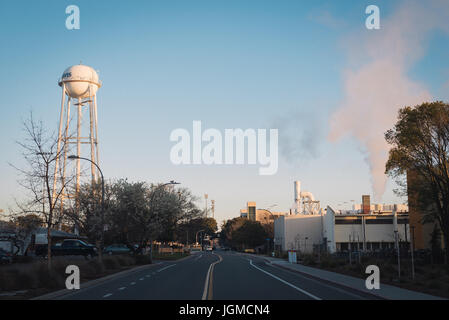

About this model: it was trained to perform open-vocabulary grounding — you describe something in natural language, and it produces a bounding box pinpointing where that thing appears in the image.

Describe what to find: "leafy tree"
[66,180,113,248]
[231,220,268,250]
[385,101,449,262]
[220,217,247,247]
[157,188,203,243]
[176,217,217,244]
[73,179,202,262]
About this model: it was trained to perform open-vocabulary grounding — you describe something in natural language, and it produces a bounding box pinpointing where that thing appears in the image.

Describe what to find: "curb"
[31,262,163,300]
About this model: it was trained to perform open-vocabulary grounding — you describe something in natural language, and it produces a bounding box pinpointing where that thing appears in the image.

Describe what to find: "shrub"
[428,281,441,289]
[35,264,64,289]
[135,254,152,265]
[0,272,15,291]
[116,255,134,266]
[13,256,34,264]
[414,280,424,286]
[15,272,36,289]
[103,257,119,270]
[88,259,105,274]
[428,271,441,280]
[78,259,105,279]
[302,254,316,266]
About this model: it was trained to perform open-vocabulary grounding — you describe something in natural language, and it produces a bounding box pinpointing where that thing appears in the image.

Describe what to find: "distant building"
[240,202,287,225]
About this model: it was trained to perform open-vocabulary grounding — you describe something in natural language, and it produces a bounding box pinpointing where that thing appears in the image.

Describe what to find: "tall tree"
[12,113,75,268]
[385,101,449,263]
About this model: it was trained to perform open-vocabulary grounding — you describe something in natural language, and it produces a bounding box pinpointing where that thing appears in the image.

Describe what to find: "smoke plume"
[328,0,449,200]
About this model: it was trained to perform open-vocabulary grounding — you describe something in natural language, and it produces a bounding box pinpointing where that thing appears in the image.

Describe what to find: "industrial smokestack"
[294,181,301,214]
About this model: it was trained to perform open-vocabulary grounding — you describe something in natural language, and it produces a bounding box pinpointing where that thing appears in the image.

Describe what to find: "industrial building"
[239,202,286,225]
[273,181,410,254]
[275,206,410,254]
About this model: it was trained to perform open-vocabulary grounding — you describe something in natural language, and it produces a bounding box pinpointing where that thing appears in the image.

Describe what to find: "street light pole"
[411,226,415,280]
[394,230,401,280]
[68,155,104,260]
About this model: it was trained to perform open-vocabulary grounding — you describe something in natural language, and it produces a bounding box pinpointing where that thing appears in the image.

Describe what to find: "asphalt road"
[59,251,372,300]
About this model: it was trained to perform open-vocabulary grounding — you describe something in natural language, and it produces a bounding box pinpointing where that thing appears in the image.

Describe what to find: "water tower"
[52,64,102,213]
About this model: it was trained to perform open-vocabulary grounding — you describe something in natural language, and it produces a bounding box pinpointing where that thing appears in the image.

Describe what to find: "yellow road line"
[201,252,223,300]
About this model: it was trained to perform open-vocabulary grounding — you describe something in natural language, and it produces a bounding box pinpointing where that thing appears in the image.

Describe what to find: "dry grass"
[0,254,145,297]
[299,253,449,298]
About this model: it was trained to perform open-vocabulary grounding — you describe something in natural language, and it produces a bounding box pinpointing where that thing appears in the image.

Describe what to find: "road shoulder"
[241,253,445,300]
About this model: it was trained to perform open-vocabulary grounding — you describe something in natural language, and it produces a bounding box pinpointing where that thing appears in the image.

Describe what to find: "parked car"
[104,244,136,255]
[0,248,12,264]
[36,239,97,258]
[244,248,256,253]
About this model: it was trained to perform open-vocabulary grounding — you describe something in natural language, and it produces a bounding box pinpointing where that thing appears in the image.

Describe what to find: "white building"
[274,206,410,254]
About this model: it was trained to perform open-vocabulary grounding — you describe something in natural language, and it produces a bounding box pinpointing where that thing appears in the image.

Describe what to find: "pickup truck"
[36,239,97,258]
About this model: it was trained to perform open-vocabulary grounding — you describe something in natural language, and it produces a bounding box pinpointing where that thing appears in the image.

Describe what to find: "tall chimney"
[294,181,301,214]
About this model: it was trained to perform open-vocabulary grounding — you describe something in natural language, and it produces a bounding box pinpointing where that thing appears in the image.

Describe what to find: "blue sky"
[1,0,448,225]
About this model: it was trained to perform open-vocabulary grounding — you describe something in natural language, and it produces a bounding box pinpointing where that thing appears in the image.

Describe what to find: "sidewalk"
[258,255,445,300]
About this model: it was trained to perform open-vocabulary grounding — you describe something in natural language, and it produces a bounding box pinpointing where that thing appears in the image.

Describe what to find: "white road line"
[195,254,203,261]
[118,287,126,291]
[146,275,151,277]
[103,293,112,298]
[268,263,367,300]
[139,278,145,281]
[130,282,136,285]
[249,259,322,300]
[157,264,176,272]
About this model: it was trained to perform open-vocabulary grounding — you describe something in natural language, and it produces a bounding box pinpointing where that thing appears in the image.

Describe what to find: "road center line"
[103,293,112,298]
[249,259,322,300]
[157,264,177,272]
[118,287,126,291]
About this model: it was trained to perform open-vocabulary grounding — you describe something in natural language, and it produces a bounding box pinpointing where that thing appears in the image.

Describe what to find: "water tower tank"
[58,64,101,99]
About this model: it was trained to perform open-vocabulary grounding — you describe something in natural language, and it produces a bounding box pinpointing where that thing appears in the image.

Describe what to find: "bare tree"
[11,112,75,268]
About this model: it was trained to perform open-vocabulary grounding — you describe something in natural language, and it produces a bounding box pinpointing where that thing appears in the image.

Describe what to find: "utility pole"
[349,235,352,265]
[211,200,215,220]
[395,230,401,280]
[204,194,208,218]
[411,226,415,280]
[357,235,361,264]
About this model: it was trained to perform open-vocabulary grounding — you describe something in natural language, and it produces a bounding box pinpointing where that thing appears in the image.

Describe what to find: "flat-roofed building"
[274,206,410,254]
[240,202,287,225]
